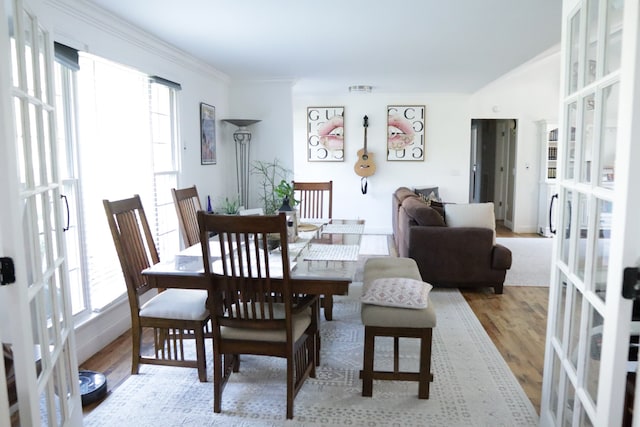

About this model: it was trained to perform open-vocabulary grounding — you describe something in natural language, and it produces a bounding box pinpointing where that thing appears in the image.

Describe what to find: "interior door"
[540,0,639,426]
[0,0,82,425]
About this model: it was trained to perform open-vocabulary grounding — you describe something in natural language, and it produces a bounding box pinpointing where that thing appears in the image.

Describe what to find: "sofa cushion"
[394,187,420,203]
[445,202,496,244]
[361,277,433,309]
[403,197,445,226]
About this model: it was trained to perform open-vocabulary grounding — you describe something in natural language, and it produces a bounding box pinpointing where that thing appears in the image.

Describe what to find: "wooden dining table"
[142,219,365,320]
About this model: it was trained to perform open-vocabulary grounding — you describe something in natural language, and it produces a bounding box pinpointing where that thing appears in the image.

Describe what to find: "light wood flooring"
[80,229,549,416]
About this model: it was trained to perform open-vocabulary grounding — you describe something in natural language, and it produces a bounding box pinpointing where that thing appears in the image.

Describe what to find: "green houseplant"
[252,159,294,214]
[219,196,240,215]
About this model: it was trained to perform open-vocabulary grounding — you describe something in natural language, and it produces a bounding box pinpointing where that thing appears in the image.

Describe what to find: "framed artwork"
[387,105,425,161]
[200,103,216,165]
[307,106,344,161]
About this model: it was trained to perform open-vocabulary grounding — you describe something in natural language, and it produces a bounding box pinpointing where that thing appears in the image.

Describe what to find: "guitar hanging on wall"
[354,115,376,193]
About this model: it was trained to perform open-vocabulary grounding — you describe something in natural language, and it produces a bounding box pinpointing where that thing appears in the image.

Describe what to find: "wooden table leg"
[322,295,334,321]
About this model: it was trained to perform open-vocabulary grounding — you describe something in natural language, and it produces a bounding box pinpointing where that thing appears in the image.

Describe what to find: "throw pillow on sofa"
[444,202,496,244]
[414,186,440,202]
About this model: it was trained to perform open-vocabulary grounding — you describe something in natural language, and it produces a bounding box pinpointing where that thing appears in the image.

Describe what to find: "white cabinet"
[537,121,558,237]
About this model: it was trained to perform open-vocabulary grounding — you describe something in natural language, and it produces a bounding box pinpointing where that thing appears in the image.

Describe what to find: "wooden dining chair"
[198,212,319,419]
[104,195,210,382]
[171,185,202,247]
[293,180,333,219]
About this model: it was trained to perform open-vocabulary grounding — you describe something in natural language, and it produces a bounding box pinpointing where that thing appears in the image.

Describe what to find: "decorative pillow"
[361,277,433,309]
[414,186,440,202]
[444,202,496,244]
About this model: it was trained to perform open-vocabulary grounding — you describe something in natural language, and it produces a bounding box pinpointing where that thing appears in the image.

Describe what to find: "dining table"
[142,219,365,321]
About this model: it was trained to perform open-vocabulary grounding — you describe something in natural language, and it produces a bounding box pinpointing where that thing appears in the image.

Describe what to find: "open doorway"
[469,119,517,231]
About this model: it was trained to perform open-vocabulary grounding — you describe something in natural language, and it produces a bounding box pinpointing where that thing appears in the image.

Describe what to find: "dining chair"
[171,185,202,247]
[198,211,318,419]
[292,180,333,220]
[104,195,210,382]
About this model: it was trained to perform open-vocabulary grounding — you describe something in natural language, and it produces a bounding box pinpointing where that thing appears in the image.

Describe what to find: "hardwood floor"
[462,286,548,413]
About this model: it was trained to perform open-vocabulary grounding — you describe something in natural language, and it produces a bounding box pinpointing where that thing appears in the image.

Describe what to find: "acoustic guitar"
[354,115,376,177]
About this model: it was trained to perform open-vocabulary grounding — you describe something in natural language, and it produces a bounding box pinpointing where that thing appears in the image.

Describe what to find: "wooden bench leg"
[418,328,432,399]
[362,327,374,397]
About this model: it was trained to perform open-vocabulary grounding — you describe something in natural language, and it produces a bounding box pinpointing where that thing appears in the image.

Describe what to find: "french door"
[540,0,640,426]
[0,0,82,425]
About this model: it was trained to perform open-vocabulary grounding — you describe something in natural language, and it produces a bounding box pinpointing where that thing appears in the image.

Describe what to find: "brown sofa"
[392,187,512,294]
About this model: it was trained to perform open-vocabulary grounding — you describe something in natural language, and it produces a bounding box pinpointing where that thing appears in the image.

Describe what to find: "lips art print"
[387,105,425,161]
[307,106,344,162]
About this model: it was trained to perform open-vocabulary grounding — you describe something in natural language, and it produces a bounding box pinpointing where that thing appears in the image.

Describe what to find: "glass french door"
[0,0,82,425]
[540,0,640,426]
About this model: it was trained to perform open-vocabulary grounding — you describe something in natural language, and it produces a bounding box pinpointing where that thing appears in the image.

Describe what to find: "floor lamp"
[222,119,261,209]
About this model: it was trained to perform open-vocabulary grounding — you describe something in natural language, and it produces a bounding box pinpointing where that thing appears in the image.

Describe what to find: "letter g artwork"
[387,105,425,161]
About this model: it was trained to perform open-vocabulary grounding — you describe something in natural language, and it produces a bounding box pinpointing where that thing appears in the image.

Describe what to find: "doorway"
[469,118,517,230]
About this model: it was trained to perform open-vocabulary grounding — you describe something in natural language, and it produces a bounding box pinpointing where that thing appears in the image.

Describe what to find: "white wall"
[227,81,295,211]
[44,0,234,363]
[292,93,472,233]
[469,46,561,233]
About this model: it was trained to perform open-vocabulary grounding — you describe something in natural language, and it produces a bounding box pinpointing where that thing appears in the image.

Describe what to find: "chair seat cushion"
[221,304,311,342]
[139,289,208,321]
[361,277,433,309]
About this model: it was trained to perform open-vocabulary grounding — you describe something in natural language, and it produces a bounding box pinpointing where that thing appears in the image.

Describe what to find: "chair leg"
[195,326,207,382]
[362,327,374,397]
[131,325,142,375]
[286,354,294,419]
[213,352,223,413]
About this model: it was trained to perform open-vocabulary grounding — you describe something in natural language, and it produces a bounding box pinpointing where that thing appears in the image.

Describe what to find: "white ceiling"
[86,0,562,94]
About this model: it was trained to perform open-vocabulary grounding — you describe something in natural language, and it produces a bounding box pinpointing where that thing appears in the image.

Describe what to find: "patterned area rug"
[84,286,538,426]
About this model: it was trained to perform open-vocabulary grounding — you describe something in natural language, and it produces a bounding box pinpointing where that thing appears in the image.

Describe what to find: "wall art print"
[387,105,425,161]
[200,103,216,165]
[307,106,344,162]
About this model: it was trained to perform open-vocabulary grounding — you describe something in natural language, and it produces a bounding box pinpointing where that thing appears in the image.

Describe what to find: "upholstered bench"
[359,256,436,398]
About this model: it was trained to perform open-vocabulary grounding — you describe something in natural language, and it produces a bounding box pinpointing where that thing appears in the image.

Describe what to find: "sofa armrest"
[492,244,512,270]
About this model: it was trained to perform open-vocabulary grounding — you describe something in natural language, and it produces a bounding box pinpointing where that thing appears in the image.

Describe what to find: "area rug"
[497,237,553,286]
[83,286,538,427]
[358,234,390,256]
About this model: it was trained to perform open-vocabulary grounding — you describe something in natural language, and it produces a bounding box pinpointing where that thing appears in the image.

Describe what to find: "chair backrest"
[293,180,333,219]
[103,195,159,310]
[172,185,202,247]
[198,212,294,331]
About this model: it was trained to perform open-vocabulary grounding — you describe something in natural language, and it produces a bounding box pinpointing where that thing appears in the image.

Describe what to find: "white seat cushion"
[139,289,208,321]
[221,304,311,342]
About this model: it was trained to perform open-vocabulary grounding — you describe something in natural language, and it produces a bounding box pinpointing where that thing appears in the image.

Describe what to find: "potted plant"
[251,158,293,215]
[219,196,240,215]
[274,179,299,210]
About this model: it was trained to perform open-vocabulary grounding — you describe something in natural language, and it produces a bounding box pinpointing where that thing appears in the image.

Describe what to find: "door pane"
[550,351,563,419]
[604,0,623,75]
[568,286,583,372]
[576,193,589,281]
[561,190,573,265]
[22,10,35,97]
[566,102,577,179]
[598,82,618,188]
[555,271,569,341]
[584,304,603,404]
[585,0,599,86]
[580,93,595,183]
[569,10,581,94]
[594,199,611,301]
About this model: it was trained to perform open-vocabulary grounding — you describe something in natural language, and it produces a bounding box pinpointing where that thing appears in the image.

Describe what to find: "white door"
[540,0,640,426]
[0,0,82,425]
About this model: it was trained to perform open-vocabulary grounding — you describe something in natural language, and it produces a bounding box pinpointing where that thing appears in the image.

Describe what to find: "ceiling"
[86,0,562,94]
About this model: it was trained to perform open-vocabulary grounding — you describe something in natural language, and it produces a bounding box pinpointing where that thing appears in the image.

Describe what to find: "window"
[55,51,180,317]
